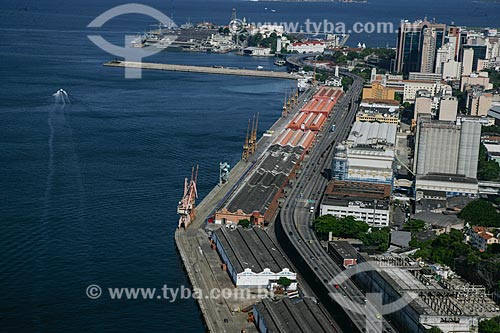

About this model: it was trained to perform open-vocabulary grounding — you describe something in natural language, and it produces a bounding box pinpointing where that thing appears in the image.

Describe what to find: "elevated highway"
[277,68,400,333]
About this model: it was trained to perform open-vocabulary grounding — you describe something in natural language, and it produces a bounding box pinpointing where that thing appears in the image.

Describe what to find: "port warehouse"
[211,226,297,289]
[253,297,338,333]
[214,86,344,225]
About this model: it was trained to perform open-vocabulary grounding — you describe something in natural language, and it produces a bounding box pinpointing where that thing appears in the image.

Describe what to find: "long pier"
[104,61,297,80]
[174,89,314,332]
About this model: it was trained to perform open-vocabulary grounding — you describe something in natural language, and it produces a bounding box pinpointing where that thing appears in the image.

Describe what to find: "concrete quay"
[104,61,296,80]
[175,89,314,332]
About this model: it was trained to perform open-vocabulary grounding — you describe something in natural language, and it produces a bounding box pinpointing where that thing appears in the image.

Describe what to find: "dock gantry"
[177,165,198,229]
[242,113,259,161]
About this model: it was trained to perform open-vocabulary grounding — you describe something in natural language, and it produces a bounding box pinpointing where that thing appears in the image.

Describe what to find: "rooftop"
[254,297,337,333]
[314,87,344,101]
[416,173,478,185]
[325,180,392,199]
[322,196,390,210]
[214,226,290,273]
[224,144,303,215]
[484,143,500,154]
[414,212,463,228]
[328,241,358,260]
[347,122,397,147]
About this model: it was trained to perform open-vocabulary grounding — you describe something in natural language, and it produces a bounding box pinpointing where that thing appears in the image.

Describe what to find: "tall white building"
[333,122,397,185]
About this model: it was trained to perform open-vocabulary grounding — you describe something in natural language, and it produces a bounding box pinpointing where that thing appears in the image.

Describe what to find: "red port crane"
[177,165,198,229]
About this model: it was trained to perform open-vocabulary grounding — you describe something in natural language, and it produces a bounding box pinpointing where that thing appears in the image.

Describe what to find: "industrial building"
[414,116,481,179]
[415,173,479,199]
[215,87,342,225]
[216,144,305,225]
[320,180,392,227]
[253,297,337,333]
[328,241,358,268]
[211,226,297,289]
[353,254,500,333]
[332,122,397,185]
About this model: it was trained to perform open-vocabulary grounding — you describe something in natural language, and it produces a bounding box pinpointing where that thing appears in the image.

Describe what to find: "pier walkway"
[104,61,297,80]
[174,89,315,332]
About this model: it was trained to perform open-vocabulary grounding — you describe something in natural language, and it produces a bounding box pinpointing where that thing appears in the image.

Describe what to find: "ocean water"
[1,0,499,332]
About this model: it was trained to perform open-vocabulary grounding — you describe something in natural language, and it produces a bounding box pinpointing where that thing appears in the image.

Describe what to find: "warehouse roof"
[214,226,290,273]
[225,144,304,215]
[347,122,397,147]
[254,298,337,333]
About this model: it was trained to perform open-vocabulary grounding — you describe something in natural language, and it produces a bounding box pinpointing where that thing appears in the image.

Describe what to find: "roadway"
[278,65,400,333]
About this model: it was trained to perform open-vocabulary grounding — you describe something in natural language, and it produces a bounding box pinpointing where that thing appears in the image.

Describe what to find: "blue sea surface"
[1,0,499,332]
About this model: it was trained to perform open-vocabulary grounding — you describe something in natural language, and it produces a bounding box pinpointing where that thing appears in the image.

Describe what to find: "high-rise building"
[438,96,458,121]
[414,90,433,121]
[395,19,446,73]
[414,116,481,178]
[421,28,438,73]
[463,45,487,72]
[462,48,474,77]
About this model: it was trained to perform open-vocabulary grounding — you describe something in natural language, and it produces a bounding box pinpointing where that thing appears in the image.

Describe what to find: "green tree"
[360,228,390,252]
[426,327,444,333]
[238,219,250,228]
[411,230,476,267]
[479,316,500,333]
[248,32,263,47]
[312,215,368,240]
[478,144,500,181]
[483,125,500,135]
[277,277,292,290]
[459,200,500,227]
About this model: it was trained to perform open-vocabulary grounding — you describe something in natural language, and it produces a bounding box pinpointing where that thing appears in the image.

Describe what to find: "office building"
[403,80,437,102]
[438,96,458,121]
[463,45,487,72]
[466,87,493,116]
[420,27,438,73]
[320,180,391,227]
[362,81,396,101]
[442,60,462,80]
[409,72,442,83]
[395,19,446,73]
[414,90,433,121]
[462,48,474,76]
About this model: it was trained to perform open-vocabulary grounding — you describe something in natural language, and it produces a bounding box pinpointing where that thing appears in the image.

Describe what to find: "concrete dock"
[174,89,315,332]
[104,61,297,80]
